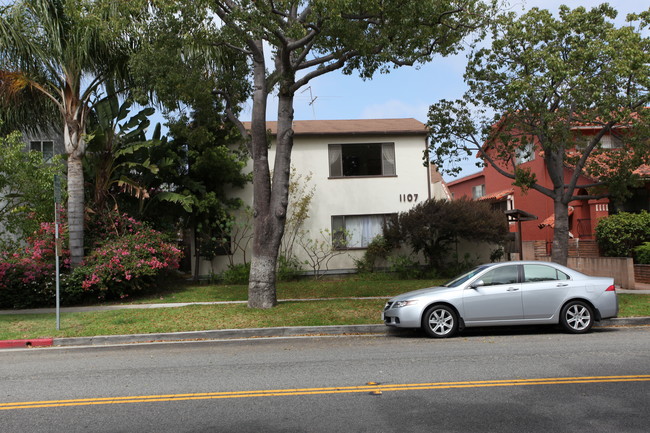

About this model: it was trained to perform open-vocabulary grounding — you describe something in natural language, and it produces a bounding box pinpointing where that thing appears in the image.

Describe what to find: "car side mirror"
[470,280,485,289]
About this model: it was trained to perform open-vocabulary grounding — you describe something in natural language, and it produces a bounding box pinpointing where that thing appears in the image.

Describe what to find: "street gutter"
[1,317,649,350]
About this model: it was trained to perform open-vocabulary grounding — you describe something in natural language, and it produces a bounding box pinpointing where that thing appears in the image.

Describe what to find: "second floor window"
[472,184,485,199]
[329,143,396,177]
[515,142,535,164]
[30,140,54,161]
[598,134,623,149]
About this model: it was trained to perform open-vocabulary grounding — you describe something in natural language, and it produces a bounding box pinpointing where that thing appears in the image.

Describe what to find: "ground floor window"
[331,214,393,248]
[29,140,54,161]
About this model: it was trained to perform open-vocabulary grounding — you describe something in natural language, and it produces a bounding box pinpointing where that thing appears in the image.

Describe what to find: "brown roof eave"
[291,130,428,137]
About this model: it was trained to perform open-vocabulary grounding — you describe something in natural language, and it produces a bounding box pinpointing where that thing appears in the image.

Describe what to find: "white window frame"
[598,134,623,149]
[331,214,394,249]
[328,142,396,178]
[472,184,485,199]
[515,142,535,164]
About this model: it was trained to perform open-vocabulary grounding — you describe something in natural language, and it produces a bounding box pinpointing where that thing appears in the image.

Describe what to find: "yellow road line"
[2,375,649,411]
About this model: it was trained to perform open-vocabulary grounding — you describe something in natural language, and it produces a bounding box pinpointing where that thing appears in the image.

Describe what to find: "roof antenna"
[301,86,317,118]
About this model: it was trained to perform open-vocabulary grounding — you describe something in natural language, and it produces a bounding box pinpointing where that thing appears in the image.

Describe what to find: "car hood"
[389,286,457,302]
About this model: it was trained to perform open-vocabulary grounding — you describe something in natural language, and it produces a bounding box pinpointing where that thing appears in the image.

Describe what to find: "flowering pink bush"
[0,211,182,307]
[71,213,183,300]
[0,222,70,308]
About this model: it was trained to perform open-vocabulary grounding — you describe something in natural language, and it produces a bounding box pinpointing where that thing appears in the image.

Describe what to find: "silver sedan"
[382,261,618,338]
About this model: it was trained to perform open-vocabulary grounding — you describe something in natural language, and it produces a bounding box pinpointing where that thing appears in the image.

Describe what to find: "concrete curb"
[0,338,54,349]
[0,317,645,349]
[52,324,387,347]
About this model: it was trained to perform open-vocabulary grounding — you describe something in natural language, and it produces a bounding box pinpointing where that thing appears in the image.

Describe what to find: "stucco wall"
[195,131,437,276]
[451,239,503,265]
[535,255,635,289]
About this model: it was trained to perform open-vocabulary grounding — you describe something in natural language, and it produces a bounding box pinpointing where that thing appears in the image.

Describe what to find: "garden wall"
[524,239,637,289]
[634,264,650,284]
[567,257,635,289]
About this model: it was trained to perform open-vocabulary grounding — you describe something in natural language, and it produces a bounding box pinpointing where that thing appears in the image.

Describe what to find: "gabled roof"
[538,207,575,229]
[243,118,427,136]
[478,189,514,201]
[446,171,484,186]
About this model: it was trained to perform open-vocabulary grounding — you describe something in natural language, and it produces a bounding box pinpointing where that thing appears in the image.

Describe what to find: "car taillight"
[605,285,616,292]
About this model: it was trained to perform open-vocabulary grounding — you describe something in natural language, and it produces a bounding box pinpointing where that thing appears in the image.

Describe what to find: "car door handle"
[556,283,569,287]
[507,287,520,292]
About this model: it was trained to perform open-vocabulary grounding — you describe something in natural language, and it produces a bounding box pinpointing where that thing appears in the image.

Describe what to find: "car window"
[480,265,519,286]
[443,265,492,288]
[523,264,570,282]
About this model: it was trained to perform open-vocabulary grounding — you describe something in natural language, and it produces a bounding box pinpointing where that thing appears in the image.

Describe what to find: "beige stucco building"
[196,118,450,276]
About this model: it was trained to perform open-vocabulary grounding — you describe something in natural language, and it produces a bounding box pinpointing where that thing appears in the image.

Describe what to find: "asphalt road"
[1,326,649,432]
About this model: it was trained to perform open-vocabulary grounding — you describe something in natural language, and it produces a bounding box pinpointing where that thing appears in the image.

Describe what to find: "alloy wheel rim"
[566,305,591,330]
[429,309,453,335]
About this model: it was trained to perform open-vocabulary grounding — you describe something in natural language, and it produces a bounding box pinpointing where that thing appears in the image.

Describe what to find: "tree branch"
[214,89,251,154]
[291,50,359,92]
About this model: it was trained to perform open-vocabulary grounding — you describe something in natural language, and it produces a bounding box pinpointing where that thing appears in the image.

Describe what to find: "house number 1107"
[399,193,418,202]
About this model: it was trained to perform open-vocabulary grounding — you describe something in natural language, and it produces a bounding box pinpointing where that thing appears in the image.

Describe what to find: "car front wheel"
[422,305,459,338]
[560,301,594,334]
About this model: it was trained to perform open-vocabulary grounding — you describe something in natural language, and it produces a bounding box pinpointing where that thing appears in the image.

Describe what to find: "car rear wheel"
[422,305,458,338]
[560,301,594,334]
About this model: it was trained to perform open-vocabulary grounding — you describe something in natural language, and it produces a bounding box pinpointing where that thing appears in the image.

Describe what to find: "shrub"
[0,222,69,309]
[219,263,251,284]
[388,254,422,279]
[355,236,392,274]
[0,212,183,306]
[595,211,650,257]
[385,198,508,269]
[444,253,479,277]
[634,242,650,265]
[72,225,182,300]
[277,255,302,281]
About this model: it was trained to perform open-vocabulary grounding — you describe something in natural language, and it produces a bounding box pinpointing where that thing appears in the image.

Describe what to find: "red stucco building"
[446,128,649,252]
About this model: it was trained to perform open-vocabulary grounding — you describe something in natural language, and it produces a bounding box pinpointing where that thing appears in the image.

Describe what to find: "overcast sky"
[246,0,647,180]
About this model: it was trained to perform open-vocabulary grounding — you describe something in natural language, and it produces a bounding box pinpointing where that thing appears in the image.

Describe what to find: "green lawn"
[125,277,445,304]
[0,277,647,340]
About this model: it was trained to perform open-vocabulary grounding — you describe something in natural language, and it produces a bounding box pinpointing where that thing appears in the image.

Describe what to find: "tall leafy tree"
[128,1,251,277]
[147,0,492,308]
[0,130,64,248]
[0,0,134,265]
[145,104,250,280]
[428,4,650,265]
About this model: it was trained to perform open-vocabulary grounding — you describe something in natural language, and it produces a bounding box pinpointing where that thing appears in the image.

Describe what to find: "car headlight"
[394,300,419,308]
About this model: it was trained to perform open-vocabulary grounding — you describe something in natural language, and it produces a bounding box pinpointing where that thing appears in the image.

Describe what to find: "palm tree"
[0,0,132,266]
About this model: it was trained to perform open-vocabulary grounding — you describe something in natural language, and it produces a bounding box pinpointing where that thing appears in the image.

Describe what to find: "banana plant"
[84,93,190,216]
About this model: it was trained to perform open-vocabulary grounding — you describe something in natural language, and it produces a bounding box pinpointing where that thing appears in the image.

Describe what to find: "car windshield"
[442,265,492,288]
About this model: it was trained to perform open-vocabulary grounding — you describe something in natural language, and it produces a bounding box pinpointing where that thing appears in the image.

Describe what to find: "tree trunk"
[67,154,84,267]
[247,40,278,308]
[247,42,296,308]
[551,198,570,266]
[64,109,86,267]
[545,148,570,266]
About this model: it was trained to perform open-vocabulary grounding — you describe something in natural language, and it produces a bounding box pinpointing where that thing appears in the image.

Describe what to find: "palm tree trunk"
[67,154,84,266]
